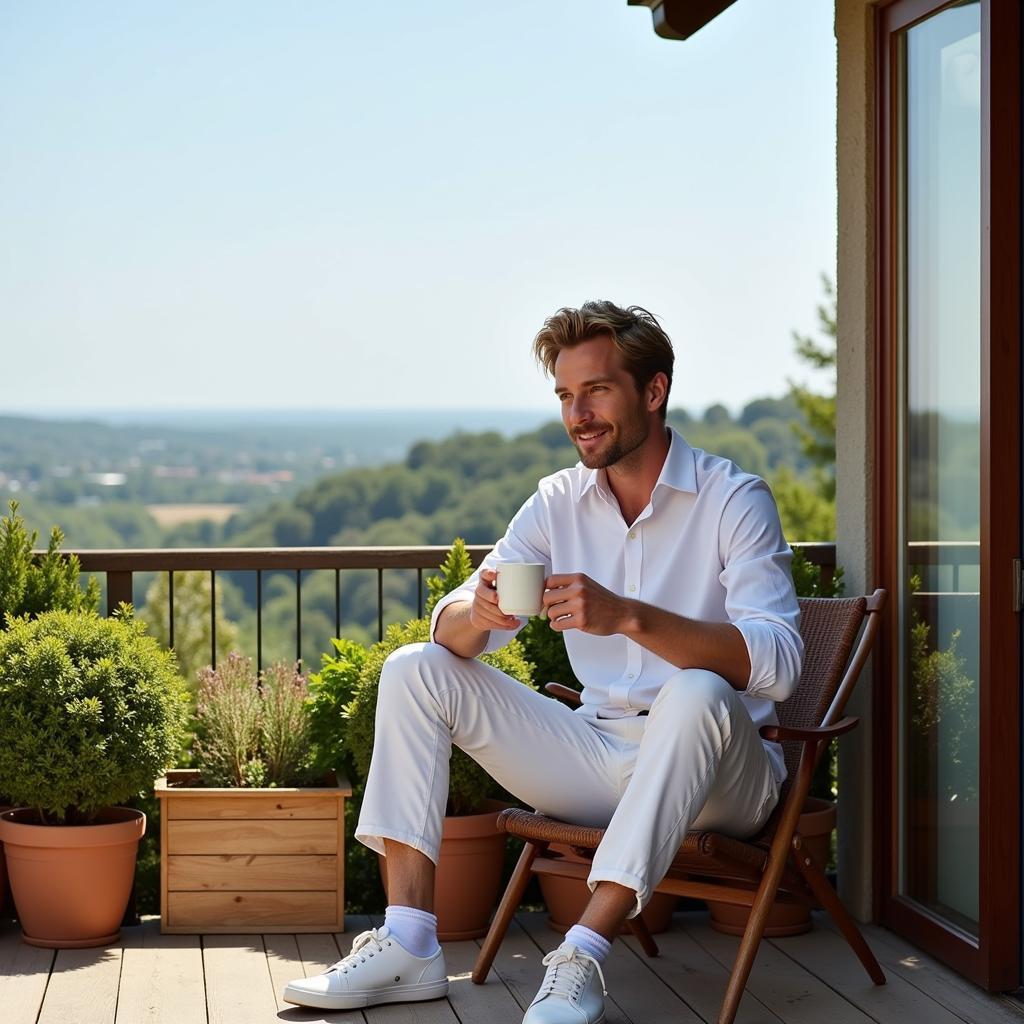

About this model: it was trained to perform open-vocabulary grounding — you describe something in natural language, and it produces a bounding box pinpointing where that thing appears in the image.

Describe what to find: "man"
[284,301,802,1023]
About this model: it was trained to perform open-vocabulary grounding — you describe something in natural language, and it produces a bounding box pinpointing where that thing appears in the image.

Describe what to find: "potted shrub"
[155,655,352,935]
[338,539,538,939]
[0,499,102,918]
[0,609,189,948]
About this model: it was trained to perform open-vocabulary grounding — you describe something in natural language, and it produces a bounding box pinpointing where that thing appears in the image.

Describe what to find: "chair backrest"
[774,591,886,798]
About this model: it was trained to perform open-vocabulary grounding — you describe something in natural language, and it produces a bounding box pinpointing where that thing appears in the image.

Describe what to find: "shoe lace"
[328,927,391,974]
[538,945,608,1001]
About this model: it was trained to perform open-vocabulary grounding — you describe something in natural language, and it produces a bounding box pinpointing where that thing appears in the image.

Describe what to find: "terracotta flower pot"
[538,843,677,935]
[706,797,836,937]
[0,841,7,919]
[380,799,510,941]
[0,804,9,919]
[0,806,145,948]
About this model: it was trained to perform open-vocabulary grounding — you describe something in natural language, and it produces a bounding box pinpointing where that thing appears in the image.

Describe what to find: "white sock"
[384,905,440,957]
[564,924,612,963]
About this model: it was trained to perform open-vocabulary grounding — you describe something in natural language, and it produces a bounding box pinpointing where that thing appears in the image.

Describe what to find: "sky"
[0,0,837,418]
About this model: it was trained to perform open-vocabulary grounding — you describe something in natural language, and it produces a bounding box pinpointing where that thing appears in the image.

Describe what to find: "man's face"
[554,336,651,470]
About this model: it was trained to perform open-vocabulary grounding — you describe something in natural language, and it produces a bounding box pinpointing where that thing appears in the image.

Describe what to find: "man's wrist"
[434,601,488,657]
[618,597,646,638]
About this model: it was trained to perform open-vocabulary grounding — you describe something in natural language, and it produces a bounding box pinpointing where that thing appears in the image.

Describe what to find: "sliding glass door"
[876,0,1020,989]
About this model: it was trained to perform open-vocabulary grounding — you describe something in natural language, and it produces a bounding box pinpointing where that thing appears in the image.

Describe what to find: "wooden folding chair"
[472,590,888,1024]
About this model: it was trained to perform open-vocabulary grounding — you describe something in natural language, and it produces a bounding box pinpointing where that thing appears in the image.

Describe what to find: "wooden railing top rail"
[54,541,839,573]
[62,546,495,573]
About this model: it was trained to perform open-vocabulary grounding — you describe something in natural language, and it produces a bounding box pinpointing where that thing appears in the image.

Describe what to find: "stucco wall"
[835,0,876,922]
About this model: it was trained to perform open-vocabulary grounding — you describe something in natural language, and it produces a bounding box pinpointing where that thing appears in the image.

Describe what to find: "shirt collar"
[576,426,697,503]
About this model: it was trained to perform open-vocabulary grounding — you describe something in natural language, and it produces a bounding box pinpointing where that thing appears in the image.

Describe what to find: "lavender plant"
[193,653,313,788]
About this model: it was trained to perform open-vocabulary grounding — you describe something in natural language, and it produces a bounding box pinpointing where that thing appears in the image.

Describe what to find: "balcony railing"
[61,542,839,670]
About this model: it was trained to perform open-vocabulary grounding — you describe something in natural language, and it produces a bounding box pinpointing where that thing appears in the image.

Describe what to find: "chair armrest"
[759,716,859,742]
[545,682,583,706]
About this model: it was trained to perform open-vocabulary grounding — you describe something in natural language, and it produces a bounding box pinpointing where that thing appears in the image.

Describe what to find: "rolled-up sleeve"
[718,479,803,702]
[429,489,552,653]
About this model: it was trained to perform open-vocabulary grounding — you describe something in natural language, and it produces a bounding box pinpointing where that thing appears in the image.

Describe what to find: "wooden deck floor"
[2,910,1021,1024]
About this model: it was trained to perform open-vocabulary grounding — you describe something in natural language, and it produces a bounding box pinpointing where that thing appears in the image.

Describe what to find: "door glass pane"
[897,0,981,935]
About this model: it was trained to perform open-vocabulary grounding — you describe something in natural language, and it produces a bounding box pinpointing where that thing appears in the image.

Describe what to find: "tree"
[141,570,240,687]
[769,274,838,540]
[789,273,837,498]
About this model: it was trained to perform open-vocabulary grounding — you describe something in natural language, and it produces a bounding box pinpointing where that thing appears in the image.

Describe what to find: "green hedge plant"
[0,500,100,624]
[0,609,190,824]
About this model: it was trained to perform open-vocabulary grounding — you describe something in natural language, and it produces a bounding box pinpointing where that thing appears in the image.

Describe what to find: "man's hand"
[434,568,521,659]
[470,568,522,633]
[542,573,632,636]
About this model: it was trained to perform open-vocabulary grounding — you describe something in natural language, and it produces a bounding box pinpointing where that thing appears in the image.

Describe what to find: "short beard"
[574,418,649,470]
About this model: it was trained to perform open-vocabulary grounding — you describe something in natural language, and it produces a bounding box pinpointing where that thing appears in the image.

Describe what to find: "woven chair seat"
[499,806,771,880]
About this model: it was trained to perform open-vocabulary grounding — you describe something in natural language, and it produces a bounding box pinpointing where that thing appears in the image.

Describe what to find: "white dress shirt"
[429,428,803,783]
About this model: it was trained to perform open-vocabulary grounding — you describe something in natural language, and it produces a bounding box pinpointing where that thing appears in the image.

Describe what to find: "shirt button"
[629,531,637,540]
[627,673,635,680]
[629,585,636,592]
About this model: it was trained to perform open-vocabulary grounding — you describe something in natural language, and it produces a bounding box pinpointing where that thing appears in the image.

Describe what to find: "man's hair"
[532,301,674,420]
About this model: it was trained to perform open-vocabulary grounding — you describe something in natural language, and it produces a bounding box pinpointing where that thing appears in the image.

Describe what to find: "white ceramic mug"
[495,562,546,616]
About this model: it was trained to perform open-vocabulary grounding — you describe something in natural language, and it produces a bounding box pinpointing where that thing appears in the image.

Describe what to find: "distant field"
[146,503,242,527]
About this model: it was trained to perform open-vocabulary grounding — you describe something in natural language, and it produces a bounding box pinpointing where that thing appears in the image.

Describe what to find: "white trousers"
[355,642,780,917]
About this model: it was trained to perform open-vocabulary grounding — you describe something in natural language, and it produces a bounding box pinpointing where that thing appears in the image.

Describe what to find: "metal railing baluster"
[210,571,217,670]
[335,568,341,639]
[296,569,302,666]
[256,569,263,674]
[168,571,175,650]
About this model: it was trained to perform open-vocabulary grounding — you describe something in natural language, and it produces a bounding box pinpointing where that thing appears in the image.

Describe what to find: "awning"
[627,0,739,40]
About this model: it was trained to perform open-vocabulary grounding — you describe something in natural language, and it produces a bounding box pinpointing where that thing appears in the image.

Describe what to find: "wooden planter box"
[155,769,351,934]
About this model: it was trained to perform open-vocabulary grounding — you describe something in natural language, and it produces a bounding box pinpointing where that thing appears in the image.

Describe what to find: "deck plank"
[267,929,368,1023]
[621,915,785,1024]
[37,941,122,1024]
[775,917,1015,1024]
[684,914,874,1024]
[203,932,280,1024]
[264,932,305,1012]
[518,910,704,1024]
[0,924,55,1024]
[447,937,523,1024]
[363,997,460,1023]
[484,913,635,1024]
[854,921,1024,1024]
[9,908,1022,1024]
[115,918,205,1024]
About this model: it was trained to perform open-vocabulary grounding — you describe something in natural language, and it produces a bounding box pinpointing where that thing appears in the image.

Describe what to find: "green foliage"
[192,654,314,788]
[307,638,369,777]
[345,618,536,815]
[771,466,836,543]
[788,273,837,502]
[424,537,474,616]
[0,609,189,823]
[907,575,977,802]
[0,500,100,624]
[791,547,844,599]
[139,570,240,685]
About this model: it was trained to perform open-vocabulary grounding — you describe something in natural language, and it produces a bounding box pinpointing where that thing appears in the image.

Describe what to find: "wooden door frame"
[873,0,1022,990]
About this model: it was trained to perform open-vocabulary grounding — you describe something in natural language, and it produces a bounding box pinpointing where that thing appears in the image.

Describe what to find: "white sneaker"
[523,941,607,1023]
[282,925,449,1010]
